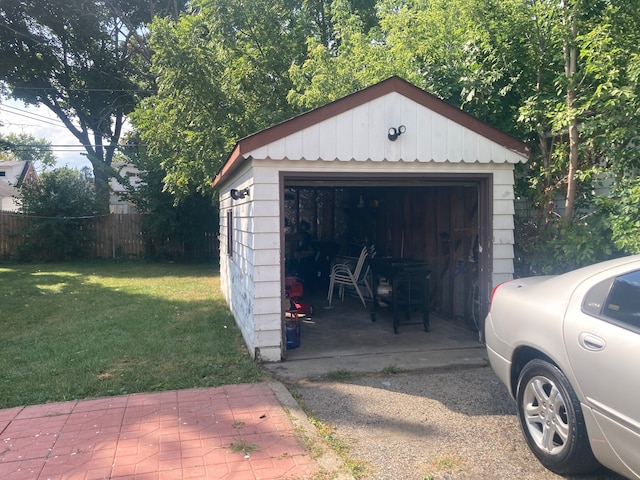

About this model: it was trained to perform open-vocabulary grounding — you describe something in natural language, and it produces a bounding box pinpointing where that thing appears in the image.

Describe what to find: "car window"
[582,277,614,317]
[583,270,640,330]
[602,270,640,328]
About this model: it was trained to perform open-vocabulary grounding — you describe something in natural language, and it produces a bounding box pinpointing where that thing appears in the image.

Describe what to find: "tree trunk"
[41,100,119,212]
[563,3,579,223]
[565,100,579,223]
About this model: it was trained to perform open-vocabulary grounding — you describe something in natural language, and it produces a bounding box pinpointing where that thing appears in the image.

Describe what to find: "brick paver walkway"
[0,384,318,479]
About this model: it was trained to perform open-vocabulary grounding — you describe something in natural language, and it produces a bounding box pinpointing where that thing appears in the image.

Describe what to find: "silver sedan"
[485,255,640,479]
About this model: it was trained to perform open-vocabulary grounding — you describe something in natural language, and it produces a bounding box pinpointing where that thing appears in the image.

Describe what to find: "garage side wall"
[219,162,284,362]
[219,163,258,359]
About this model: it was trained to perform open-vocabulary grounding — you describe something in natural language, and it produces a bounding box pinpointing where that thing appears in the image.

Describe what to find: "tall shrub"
[608,178,640,254]
[514,207,619,276]
[18,167,99,261]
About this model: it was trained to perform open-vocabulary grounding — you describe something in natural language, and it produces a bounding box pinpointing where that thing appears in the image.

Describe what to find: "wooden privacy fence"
[94,213,146,259]
[0,211,218,261]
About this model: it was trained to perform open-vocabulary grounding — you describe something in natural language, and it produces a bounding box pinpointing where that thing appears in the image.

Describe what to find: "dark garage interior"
[282,176,487,338]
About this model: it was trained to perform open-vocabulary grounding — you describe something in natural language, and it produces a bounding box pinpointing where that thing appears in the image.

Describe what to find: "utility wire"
[2,112,65,128]
[11,144,143,147]
[0,104,82,129]
[11,86,151,93]
[1,103,65,124]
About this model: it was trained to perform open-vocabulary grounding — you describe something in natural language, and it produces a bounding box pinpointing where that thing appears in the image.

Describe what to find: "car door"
[564,270,640,476]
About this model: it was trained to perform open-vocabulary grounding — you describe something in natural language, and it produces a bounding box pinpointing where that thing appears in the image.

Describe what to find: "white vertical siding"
[430,114,448,160]
[368,96,387,159]
[416,105,433,160]
[351,106,369,161]
[248,91,525,165]
[448,119,464,162]
[336,109,354,160]
[491,165,517,285]
[462,129,477,162]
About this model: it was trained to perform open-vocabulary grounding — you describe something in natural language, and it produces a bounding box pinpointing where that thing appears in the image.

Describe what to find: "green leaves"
[131,0,311,199]
[608,178,640,255]
[29,0,630,262]
[17,167,100,261]
[515,210,618,276]
[19,167,98,217]
[0,0,189,208]
[0,133,57,170]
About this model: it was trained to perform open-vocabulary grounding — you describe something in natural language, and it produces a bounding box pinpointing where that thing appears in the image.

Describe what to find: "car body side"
[485,255,640,479]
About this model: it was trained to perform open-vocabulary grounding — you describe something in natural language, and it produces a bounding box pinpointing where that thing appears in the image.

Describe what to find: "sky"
[1,98,93,171]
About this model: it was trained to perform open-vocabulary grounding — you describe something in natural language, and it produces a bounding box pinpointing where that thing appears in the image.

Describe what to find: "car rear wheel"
[516,359,599,475]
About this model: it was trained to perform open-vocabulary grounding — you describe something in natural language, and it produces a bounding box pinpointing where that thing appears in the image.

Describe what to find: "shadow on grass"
[0,259,219,278]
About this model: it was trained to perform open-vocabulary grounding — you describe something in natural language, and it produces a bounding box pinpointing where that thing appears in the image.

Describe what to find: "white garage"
[213,76,528,361]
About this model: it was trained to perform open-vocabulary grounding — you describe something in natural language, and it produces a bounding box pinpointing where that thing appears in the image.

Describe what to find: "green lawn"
[0,262,264,409]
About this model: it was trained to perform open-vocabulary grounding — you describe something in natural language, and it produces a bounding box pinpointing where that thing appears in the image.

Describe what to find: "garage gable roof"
[213,76,529,187]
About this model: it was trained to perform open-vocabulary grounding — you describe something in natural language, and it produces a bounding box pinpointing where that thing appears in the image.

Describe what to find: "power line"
[11,86,152,93]
[1,103,66,125]
[0,105,135,141]
[10,144,145,149]
[0,105,78,129]
[2,114,64,129]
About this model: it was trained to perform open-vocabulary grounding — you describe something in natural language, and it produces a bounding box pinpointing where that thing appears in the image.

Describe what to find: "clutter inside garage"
[283,183,482,336]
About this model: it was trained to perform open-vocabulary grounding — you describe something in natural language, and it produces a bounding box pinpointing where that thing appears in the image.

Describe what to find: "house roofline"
[212,76,529,188]
[16,160,34,188]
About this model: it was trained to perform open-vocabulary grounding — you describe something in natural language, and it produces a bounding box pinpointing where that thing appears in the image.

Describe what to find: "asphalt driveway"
[290,365,628,480]
[266,295,628,479]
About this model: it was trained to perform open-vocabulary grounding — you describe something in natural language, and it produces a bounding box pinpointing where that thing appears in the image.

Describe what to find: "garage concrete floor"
[263,291,488,383]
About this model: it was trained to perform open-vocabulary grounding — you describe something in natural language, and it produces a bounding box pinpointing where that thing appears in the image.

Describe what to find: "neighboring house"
[213,76,529,362]
[0,160,38,212]
[0,159,141,214]
[109,162,140,214]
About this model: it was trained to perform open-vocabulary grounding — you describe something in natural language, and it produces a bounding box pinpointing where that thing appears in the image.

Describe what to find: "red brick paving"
[0,384,318,479]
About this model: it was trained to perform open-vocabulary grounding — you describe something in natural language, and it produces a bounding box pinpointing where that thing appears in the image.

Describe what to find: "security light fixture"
[231,187,250,200]
[387,125,406,141]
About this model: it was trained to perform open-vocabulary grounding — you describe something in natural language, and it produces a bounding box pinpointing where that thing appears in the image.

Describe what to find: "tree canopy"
[19,167,98,217]
[128,0,640,269]
[290,0,640,224]
[0,0,187,210]
[4,0,640,266]
[0,132,56,170]
[130,0,313,199]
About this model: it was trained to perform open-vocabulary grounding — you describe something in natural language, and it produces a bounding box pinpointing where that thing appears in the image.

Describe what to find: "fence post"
[112,214,116,259]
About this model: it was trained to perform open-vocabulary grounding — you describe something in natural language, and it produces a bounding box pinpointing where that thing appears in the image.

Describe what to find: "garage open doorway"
[281,173,491,358]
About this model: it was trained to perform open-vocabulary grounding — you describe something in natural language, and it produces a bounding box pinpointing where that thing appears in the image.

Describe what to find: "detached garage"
[213,76,528,362]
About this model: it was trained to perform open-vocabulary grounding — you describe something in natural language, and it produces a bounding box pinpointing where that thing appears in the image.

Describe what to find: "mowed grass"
[0,262,264,409]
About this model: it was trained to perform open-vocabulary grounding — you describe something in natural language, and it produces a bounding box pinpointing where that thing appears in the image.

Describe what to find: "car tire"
[516,358,600,475]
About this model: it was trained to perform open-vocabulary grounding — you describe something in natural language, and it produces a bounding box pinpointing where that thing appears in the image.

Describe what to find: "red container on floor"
[285,276,313,318]
[285,276,304,299]
[292,299,313,316]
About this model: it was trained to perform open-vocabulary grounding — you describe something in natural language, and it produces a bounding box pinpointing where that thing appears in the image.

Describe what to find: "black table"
[369,258,431,334]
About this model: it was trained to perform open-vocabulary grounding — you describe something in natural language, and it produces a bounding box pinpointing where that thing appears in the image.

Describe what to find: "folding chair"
[327,246,369,308]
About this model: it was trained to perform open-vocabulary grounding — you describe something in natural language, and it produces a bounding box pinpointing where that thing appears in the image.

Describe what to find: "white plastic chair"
[327,246,369,308]
[361,244,377,299]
